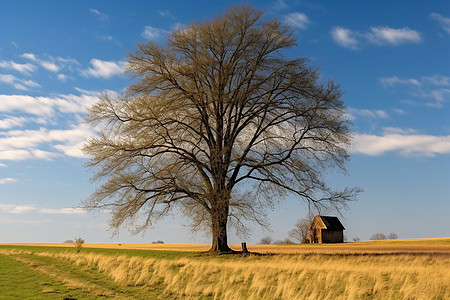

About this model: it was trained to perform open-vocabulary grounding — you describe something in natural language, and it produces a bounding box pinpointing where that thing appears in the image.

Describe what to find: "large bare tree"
[83,5,360,253]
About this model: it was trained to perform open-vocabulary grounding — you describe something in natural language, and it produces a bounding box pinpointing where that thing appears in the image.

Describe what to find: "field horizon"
[2,237,449,255]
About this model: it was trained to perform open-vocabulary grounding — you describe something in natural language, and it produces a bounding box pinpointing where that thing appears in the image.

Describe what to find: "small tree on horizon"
[370,233,387,240]
[74,237,85,253]
[289,218,313,243]
[259,236,273,245]
[83,4,360,254]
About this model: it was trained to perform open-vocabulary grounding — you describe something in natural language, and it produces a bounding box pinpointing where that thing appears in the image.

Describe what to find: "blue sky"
[0,0,449,244]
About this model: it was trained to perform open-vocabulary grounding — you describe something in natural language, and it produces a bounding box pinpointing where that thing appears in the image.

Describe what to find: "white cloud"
[21,53,61,73]
[353,130,450,156]
[348,108,389,120]
[332,26,422,49]
[0,123,92,161]
[331,27,359,50]
[21,53,37,61]
[430,13,450,34]
[0,204,85,214]
[0,116,27,129]
[142,25,169,41]
[284,12,310,29]
[0,178,17,184]
[380,75,421,87]
[0,74,40,91]
[40,61,59,72]
[0,90,98,162]
[0,92,98,117]
[0,94,56,116]
[57,74,67,81]
[367,27,422,45]
[0,60,36,74]
[82,58,124,78]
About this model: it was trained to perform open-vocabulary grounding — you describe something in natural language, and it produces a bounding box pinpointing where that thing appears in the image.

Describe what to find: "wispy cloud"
[353,129,450,157]
[157,9,175,19]
[275,0,289,10]
[331,26,422,49]
[380,75,422,87]
[0,116,27,129]
[348,108,389,120]
[22,53,61,73]
[21,53,79,77]
[380,74,450,107]
[142,26,169,41]
[90,8,108,21]
[284,12,310,29]
[0,60,36,74]
[0,178,17,184]
[367,27,422,45]
[430,13,450,34]
[0,74,40,91]
[0,204,85,214]
[82,59,124,78]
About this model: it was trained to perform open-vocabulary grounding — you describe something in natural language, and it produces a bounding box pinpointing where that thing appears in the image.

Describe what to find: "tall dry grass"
[4,249,448,299]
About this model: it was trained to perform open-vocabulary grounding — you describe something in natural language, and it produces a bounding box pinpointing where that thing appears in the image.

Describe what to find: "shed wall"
[322,230,343,243]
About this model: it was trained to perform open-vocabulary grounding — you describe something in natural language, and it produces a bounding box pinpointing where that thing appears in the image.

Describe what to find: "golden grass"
[1,240,449,299]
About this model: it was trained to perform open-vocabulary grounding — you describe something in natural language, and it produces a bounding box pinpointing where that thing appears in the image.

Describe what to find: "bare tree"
[259,236,273,245]
[83,4,360,253]
[370,233,387,240]
[387,233,398,239]
[289,218,312,243]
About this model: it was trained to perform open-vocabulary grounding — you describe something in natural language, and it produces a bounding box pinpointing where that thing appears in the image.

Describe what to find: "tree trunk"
[208,206,233,253]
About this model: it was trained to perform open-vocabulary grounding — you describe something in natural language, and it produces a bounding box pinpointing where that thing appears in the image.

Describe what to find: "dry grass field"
[1,238,449,299]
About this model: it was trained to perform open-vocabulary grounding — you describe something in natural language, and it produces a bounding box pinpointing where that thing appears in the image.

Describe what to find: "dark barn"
[308,215,345,243]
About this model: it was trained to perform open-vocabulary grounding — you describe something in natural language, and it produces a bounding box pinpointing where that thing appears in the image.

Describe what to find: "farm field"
[1,238,449,299]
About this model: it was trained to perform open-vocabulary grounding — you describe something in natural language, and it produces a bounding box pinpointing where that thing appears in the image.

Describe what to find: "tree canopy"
[83,4,360,253]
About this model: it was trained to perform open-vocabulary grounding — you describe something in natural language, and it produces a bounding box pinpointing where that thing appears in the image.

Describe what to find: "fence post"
[241,242,248,253]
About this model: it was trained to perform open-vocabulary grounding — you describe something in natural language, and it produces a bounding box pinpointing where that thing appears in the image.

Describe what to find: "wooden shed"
[308,215,345,243]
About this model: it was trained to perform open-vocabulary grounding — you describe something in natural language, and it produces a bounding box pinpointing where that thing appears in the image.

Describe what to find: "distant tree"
[63,239,75,244]
[352,237,360,242]
[288,218,312,243]
[274,238,294,245]
[152,240,165,244]
[74,237,85,253]
[83,4,360,254]
[259,236,273,245]
[387,233,398,239]
[370,233,387,240]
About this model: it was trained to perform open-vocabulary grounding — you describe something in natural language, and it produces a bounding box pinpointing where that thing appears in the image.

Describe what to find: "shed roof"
[309,215,345,230]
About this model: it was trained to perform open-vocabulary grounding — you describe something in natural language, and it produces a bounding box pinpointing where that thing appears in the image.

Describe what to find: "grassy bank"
[1,239,449,299]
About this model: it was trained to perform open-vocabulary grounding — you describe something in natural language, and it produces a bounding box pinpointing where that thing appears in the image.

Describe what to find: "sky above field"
[0,0,449,244]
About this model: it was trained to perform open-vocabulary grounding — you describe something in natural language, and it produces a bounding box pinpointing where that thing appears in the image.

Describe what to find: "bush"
[74,237,85,253]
